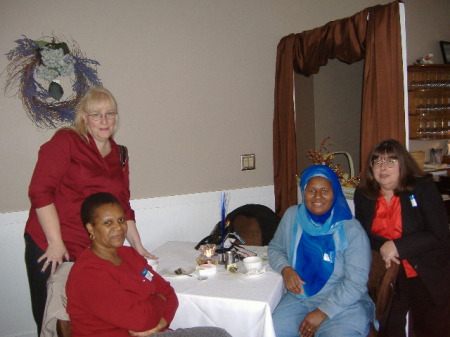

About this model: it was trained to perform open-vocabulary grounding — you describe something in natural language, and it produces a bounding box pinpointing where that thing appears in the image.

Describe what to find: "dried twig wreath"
[3,35,102,128]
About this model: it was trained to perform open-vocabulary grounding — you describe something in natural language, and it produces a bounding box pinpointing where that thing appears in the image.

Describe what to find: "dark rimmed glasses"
[371,158,398,168]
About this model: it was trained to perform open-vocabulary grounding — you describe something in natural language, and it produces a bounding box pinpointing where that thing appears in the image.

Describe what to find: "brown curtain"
[273,1,404,216]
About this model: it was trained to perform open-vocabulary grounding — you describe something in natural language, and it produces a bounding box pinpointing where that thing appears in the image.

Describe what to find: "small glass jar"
[197,244,218,265]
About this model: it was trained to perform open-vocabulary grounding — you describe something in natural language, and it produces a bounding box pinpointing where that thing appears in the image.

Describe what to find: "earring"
[90,234,95,240]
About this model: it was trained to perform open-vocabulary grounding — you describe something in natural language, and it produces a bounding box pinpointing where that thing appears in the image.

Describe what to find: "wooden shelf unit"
[408,64,450,140]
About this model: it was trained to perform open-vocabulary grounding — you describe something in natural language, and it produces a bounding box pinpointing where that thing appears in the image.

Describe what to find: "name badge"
[142,268,154,282]
[409,195,417,207]
[323,250,335,263]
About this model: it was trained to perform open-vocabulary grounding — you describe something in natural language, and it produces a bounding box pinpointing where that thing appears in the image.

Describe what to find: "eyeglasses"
[87,111,117,121]
[371,158,398,168]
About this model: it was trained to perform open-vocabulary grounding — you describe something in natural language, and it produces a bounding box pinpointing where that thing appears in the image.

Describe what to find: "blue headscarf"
[290,165,352,297]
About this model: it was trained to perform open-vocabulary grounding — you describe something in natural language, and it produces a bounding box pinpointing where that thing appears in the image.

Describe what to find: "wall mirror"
[296,59,363,177]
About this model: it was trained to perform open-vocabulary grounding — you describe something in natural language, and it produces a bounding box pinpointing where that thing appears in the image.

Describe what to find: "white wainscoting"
[0,185,274,337]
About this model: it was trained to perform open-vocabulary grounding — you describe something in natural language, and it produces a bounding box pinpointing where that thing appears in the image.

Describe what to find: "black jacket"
[354,177,450,307]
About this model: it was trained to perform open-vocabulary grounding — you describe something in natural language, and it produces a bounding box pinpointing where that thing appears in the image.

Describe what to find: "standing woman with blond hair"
[24,87,153,335]
[355,139,450,336]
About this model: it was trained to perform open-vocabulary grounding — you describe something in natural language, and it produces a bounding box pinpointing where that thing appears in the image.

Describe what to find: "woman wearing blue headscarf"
[269,165,375,337]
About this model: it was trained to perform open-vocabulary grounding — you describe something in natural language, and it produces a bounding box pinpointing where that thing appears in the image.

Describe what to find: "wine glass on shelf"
[422,120,431,139]
[409,72,418,90]
[429,71,439,89]
[436,96,445,115]
[440,118,446,139]
[438,72,446,89]
[425,71,432,89]
[424,97,433,116]
[430,97,439,115]
[417,119,424,139]
[417,97,426,116]
[443,72,449,88]
[432,119,439,138]
[416,73,426,89]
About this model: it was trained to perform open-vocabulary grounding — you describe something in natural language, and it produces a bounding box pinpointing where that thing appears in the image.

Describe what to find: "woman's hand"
[380,240,400,268]
[135,245,158,260]
[126,220,158,259]
[37,240,69,274]
[298,309,327,336]
[281,266,305,295]
[35,203,70,274]
[128,317,168,336]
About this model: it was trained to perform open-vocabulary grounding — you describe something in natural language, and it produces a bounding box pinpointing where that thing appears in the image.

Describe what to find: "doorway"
[296,59,363,178]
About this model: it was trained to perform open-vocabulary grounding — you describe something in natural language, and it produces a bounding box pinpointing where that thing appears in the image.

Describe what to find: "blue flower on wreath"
[36,47,76,82]
[3,35,102,129]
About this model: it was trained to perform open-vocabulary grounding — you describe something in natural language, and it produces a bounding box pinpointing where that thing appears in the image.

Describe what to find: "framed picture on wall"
[440,41,450,64]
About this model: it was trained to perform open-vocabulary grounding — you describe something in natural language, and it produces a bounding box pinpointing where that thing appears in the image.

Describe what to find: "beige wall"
[1,0,448,213]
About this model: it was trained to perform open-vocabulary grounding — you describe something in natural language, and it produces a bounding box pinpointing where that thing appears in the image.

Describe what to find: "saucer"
[241,265,268,277]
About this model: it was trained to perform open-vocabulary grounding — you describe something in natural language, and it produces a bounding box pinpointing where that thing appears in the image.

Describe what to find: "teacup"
[146,258,159,272]
[243,256,262,272]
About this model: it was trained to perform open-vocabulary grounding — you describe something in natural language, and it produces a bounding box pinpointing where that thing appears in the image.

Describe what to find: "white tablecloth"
[152,241,285,337]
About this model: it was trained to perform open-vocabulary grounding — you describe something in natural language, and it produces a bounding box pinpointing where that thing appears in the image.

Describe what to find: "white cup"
[146,258,159,272]
[243,256,262,272]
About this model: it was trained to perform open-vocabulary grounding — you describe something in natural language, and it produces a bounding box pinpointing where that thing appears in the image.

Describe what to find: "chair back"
[232,215,263,246]
[56,320,71,337]
[214,204,281,246]
[41,262,73,337]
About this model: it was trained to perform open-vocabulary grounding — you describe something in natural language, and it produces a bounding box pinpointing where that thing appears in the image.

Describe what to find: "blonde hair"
[71,87,118,141]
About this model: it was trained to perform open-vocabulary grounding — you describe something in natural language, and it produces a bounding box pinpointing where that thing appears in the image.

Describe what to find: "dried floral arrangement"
[306,137,361,188]
[3,35,102,128]
[342,172,361,188]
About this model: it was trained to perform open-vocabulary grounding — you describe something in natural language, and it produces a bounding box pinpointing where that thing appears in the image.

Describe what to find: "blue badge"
[142,268,154,282]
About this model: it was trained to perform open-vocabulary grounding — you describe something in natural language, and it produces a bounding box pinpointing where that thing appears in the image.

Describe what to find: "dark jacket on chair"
[200,204,280,248]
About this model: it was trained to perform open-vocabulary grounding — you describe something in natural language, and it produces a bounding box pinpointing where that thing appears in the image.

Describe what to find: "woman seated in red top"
[66,192,231,337]
[354,139,450,336]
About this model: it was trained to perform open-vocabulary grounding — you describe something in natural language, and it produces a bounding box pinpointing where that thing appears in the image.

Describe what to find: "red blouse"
[67,247,178,337]
[25,129,135,260]
[372,194,418,277]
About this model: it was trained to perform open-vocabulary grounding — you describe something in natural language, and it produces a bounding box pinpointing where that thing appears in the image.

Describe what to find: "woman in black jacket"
[354,139,449,337]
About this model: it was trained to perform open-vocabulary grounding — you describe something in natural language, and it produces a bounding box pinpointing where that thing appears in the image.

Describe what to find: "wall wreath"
[3,35,102,129]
